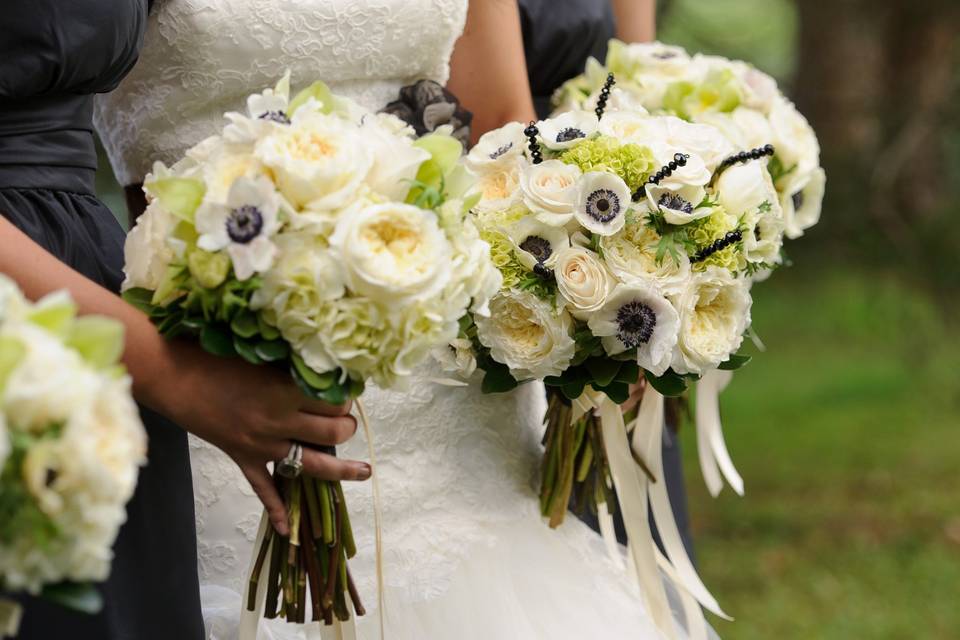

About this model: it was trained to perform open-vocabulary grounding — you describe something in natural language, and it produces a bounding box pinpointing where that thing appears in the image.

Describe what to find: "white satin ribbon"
[582,390,675,638]
[0,598,21,638]
[634,386,732,621]
[695,369,743,497]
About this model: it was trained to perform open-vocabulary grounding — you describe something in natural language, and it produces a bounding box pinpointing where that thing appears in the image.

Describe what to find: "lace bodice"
[94,0,468,185]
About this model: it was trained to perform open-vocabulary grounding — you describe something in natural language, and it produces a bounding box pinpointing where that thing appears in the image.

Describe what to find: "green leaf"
[233,336,263,365]
[480,361,519,394]
[718,353,752,371]
[561,378,587,401]
[644,369,689,397]
[258,316,281,341]
[584,358,622,388]
[121,288,156,314]
[66,316,125,369]
[289,80,335,115]
[144,177,205,223]
[614,361,641,384]
[199,325,237,357]
[40,582,103,615]
[254,340,289,362]
[594,380,629,404]
[0,335,26,393]
[348,377,365,398]
[291,353,335,390]
[230,311,259,339]
[26,292,77,337]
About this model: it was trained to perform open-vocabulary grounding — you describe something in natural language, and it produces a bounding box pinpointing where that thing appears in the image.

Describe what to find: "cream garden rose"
[475,290,575,380]
[553,246,612,318]
[520,159,581,224]
[671,268,752,374]
[122,199,178,292]
[329,202,452,305]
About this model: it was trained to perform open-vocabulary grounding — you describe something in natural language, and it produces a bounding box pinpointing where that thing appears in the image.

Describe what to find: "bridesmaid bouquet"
[555,40,825,242]
[555,41,825,501]
[0,277,146,635]
[121,75,498,628]
[453,93,806,633]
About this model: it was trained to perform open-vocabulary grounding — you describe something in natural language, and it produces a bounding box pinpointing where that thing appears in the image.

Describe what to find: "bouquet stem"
[246,469,363,627]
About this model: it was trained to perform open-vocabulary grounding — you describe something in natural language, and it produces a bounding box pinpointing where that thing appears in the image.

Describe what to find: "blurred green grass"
[680,259,960,639]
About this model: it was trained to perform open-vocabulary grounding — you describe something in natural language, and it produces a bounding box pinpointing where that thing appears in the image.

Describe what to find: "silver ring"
[277,442,304,479]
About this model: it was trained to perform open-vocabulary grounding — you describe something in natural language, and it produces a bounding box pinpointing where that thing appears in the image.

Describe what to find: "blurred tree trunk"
[793,0,960,248]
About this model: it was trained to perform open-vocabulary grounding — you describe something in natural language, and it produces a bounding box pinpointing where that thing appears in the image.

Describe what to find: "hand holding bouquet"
[121,74,498,630]
[0,277,146,636]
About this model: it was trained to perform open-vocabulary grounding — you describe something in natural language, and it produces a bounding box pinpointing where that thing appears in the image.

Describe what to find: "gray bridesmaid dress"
[0,1,204,637]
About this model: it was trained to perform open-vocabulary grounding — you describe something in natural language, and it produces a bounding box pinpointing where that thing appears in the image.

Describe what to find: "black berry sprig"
[533,262,555,281]
[633,153,690,201]
[691,229,743,263]
[524,121,543,165]
[714,144,775,177]
[595,73,616,120]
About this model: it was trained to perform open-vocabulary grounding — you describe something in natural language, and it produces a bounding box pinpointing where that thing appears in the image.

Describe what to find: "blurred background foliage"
[93,1,959,637]
[656,1,960,638]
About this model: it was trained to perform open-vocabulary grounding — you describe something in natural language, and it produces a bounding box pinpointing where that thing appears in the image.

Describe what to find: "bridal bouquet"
[555,40,825,243]
[121,74,497,629]
[0,276,146,636]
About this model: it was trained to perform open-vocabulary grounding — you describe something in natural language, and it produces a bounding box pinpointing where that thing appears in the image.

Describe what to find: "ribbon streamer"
[632,386,731,622]
[355,399,385,640]
[584,390,675,638]
[0,598,21,639]
[695,369,743,497]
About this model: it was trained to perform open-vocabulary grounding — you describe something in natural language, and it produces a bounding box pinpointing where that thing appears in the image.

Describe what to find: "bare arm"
[0,216,368,533]
[612,0,657,43]
[447,0,537,142]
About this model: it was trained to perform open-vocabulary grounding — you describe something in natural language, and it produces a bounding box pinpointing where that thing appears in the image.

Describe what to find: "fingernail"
[274,520,290,537]
[357,463,372,481]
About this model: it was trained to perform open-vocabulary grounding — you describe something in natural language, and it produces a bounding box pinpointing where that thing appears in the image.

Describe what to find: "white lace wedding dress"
[95,1,688,638]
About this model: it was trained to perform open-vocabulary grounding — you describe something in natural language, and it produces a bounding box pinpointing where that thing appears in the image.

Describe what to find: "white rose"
[781,167,826,239]
[520,160,581,224]
[197,142,262,206]
[329,202,452,304]
[121,200,177,292]
[473,156,524,212]
[587,282,680,376]
[255,109,372,210]
[769,97,820,179]
[433,338,478,379]
[475,290,575,380]
[554,246,612,319]
[597,110,653,143]
[662,117,737,171]
[715,161,785,264]
[537,111,598,150]
[466,122,527,174]
[574,172,632,236]
[599,218,691,296]
[671,268,752,374]
[508,217,570,270]
[360,113,431,201]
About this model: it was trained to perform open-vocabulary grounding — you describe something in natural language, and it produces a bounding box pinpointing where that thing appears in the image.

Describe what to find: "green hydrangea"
[559,136,655,194]
[663,69,742,121]
[475,205,530,290]
[688,207,744,273]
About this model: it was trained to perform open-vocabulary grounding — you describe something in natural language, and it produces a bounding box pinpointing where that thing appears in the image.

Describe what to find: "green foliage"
[645,368,694,396]
[0,429,61,549]
[480,359,519,394]
[718,352,752,370]
[40,582,103,614]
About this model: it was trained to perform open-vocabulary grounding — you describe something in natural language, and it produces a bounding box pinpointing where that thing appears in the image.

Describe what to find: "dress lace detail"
[94,0,468,185]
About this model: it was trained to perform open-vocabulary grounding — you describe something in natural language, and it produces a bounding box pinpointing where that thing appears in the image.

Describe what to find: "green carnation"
[559,136,655,194]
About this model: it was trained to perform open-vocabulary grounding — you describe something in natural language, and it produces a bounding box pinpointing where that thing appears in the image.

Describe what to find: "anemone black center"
[519,235,553,263]
[556,127,586,143]
[226,205,265,244]
[791,190,804,210]
[616,301,657,348]
[585,188,621,223]
[657,192,694,214]
[653,51,677,60]
[258,110,291,125]
[489,142,513,160]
